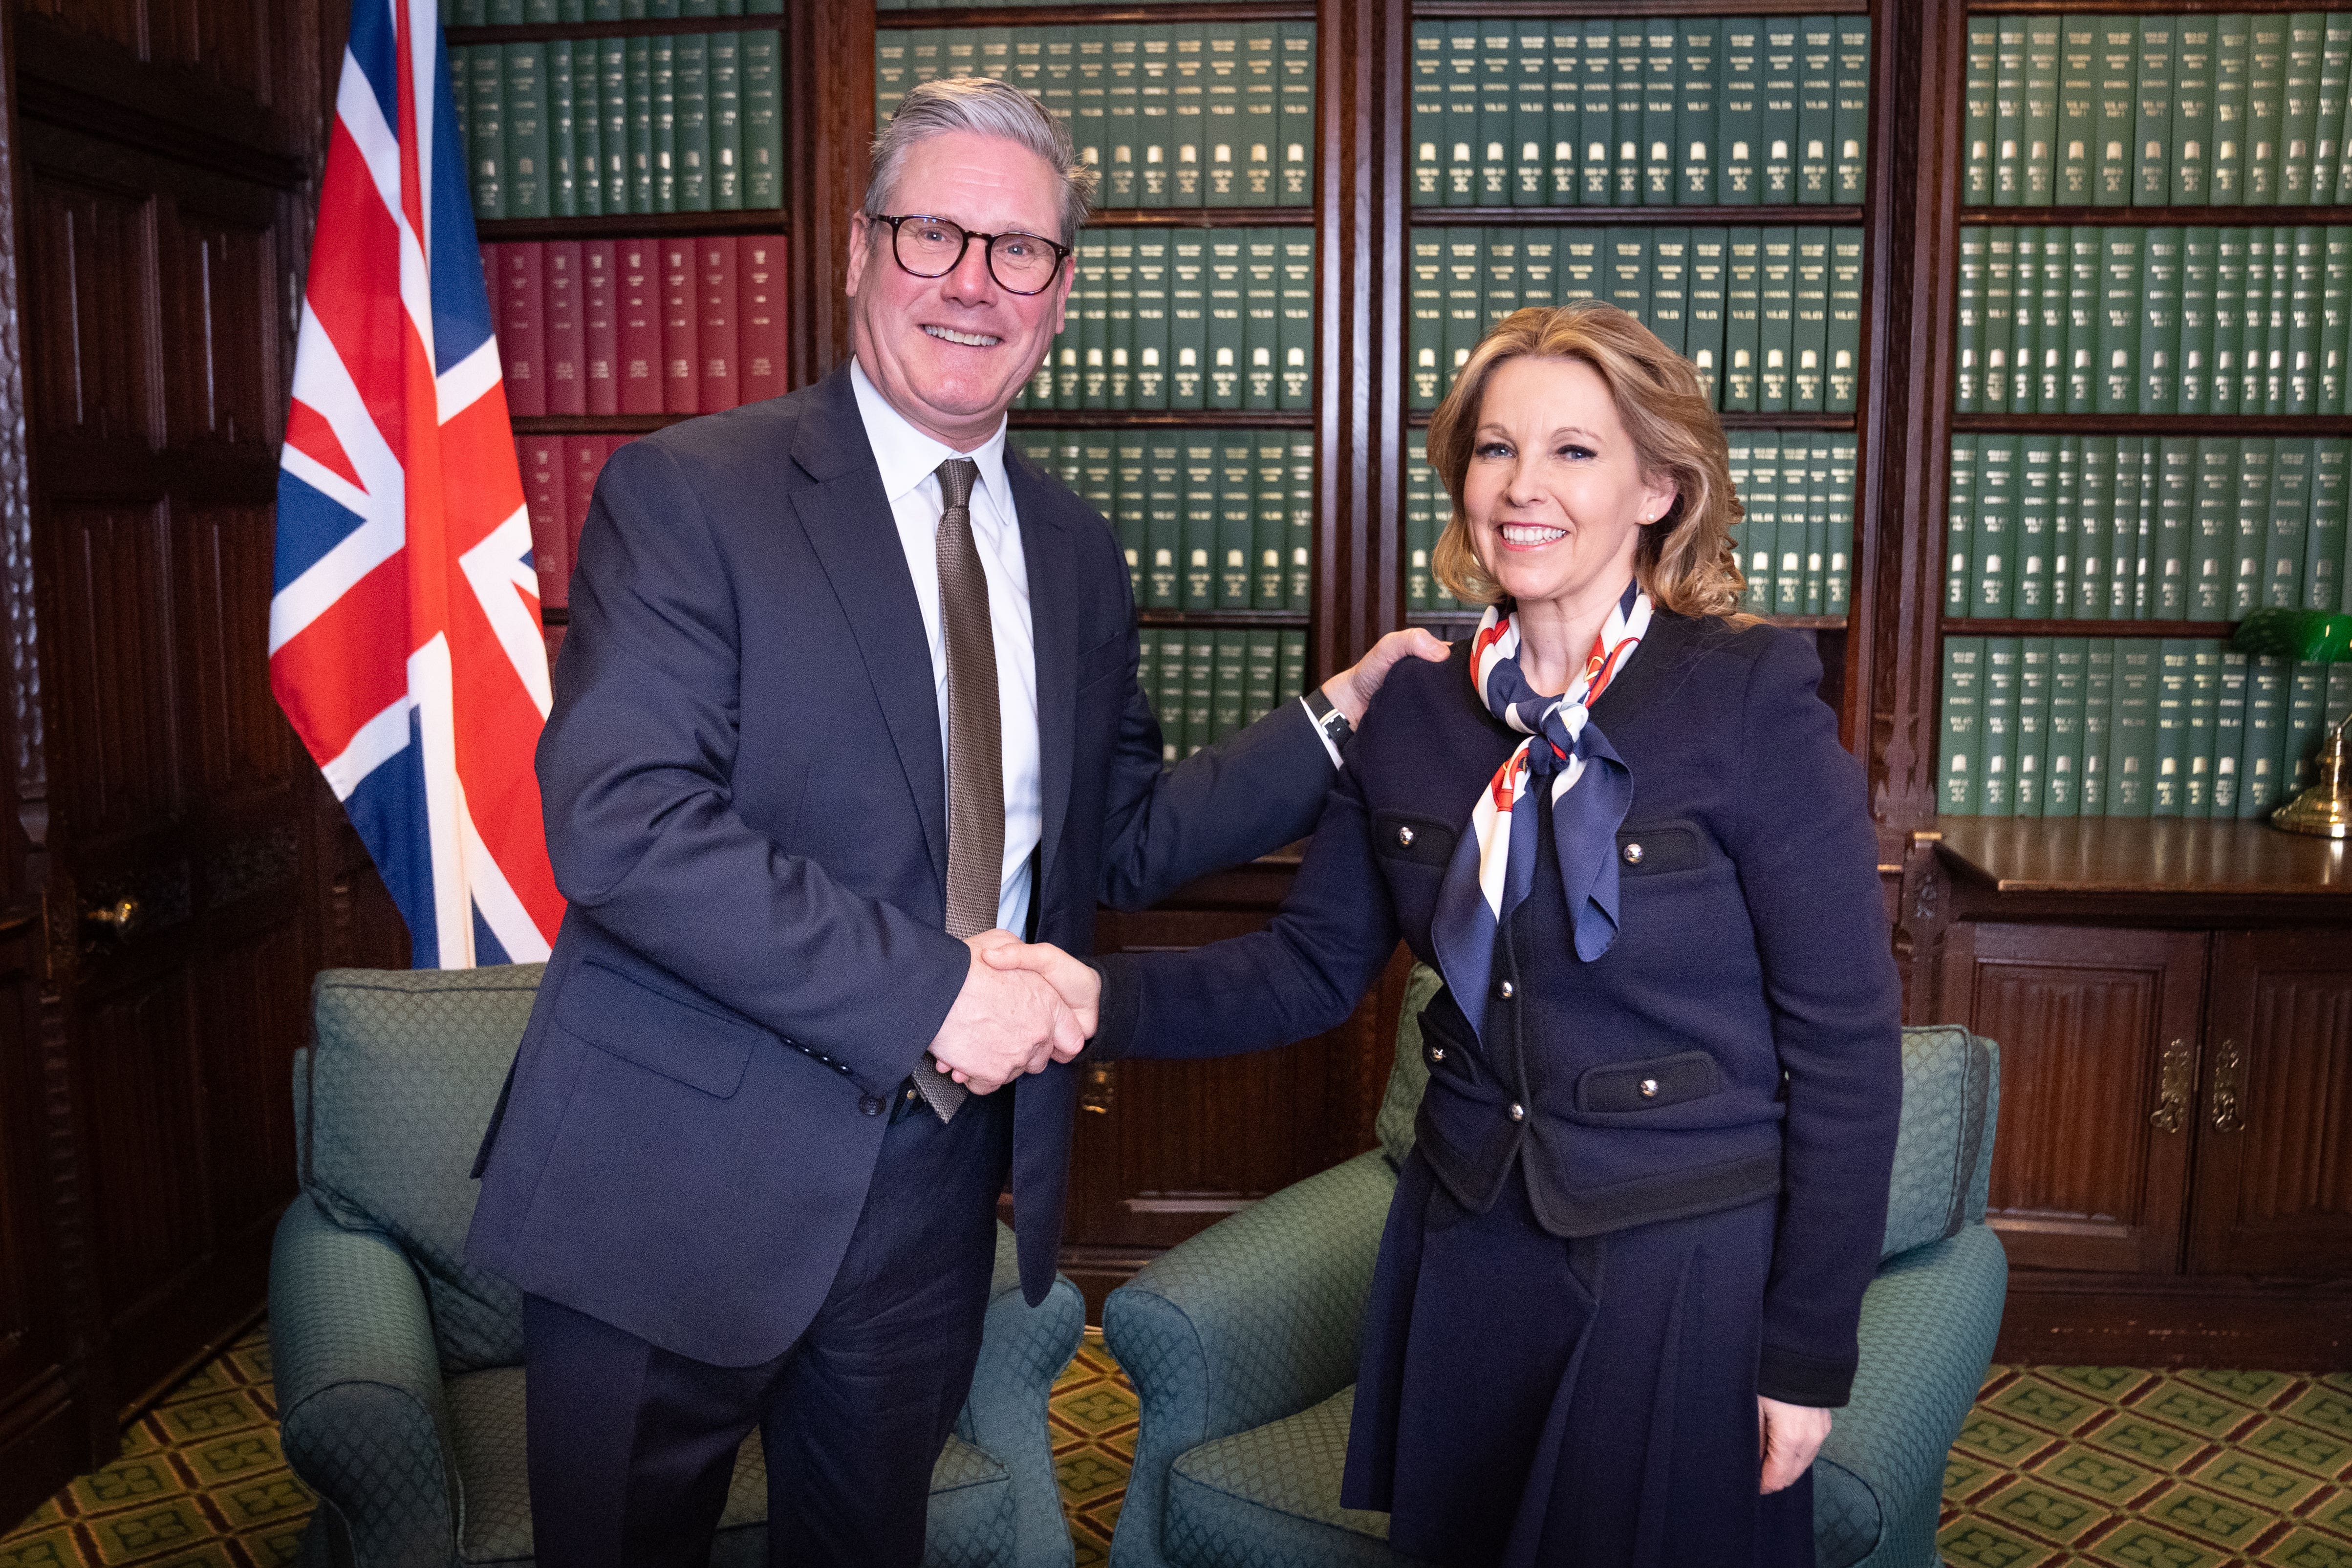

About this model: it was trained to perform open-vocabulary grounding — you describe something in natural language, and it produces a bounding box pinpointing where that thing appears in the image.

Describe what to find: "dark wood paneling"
[1954,924,2206,1275]
[42,504,181,839]
[24,175,159,445]
[177,506,293,801]
[197,916,306,1246]
[2190,930,2352,1280]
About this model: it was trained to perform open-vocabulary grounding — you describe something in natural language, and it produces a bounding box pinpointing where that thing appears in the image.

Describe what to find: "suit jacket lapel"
[1012,453,1077,922]
[787,364,949,894]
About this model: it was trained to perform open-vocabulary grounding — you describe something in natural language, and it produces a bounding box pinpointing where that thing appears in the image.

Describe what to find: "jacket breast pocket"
[1373,812,1458,871]
[1613,820,1711,877]
[1074,632,1128,694]
[1575,1050,1723,1113]
[554,961,763,1099]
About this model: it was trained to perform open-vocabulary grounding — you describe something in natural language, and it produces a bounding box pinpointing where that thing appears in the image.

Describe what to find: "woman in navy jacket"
[997,300,1901,1567]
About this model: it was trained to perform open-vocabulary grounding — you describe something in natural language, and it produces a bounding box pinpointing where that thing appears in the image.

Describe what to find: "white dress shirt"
[850,358,1043,938]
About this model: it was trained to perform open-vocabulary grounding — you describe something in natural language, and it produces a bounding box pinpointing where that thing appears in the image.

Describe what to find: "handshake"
[926,931,1103,1095]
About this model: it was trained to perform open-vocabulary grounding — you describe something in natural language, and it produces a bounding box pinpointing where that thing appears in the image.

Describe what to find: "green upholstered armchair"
[269,965,1085,1568]
[1103,965,2007,1568]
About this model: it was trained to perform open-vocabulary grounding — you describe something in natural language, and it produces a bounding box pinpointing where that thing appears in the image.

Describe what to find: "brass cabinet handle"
[82,897,139,939]
[2150,1037,2193,1134]
[2210,1039,2244,1134]
[1079,1061,1115,1116]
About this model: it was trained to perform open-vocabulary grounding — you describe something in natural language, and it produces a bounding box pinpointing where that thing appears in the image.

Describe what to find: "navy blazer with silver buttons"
[1091,609,1902,1406]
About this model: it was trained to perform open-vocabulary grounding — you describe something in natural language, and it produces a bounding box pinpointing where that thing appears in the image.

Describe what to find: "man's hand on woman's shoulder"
[1320,627,1450,728]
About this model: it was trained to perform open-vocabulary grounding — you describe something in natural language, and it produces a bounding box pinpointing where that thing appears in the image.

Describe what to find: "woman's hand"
[1757,1396,1831,1494]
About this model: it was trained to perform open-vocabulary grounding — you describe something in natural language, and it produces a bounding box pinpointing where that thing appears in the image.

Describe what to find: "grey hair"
[866,76,1097,246]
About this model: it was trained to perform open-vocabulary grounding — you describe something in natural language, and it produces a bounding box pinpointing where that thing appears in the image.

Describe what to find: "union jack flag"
[271,0,562,968]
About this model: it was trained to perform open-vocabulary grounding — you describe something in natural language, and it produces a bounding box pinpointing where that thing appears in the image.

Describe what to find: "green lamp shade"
[2231,608,2352,664]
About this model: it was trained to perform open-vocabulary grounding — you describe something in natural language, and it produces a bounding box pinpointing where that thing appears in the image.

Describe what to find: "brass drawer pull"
[1079,1061,1115,1116]
[82,897,139,940]
[2210,1039,2244,1134]
[2150,1038,2192,1134]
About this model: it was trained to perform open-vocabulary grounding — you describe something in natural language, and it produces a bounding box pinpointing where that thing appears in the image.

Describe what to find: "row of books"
[875,25,1316,209]
[1409,226,1864,413]
[1410,17,1871,208]
[1011,430,1313,612]
[1956,225,2352,415]
[520,436,633,610]
[451,33,785,220]
[1014,229,1312,413]
[1964,14,2352,209]
[1939,636,2337,820]
[483,237,786,418]
[1946,435,2352,622]
[442,1,780,19]
[1138,630,1312,763]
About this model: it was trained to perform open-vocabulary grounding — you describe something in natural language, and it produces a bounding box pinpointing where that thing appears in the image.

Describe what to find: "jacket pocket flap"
[1075,632,1128,691]
[1614,822,1709,876]
[1374,812,1458,869]
[555,961,762,1099]
[1575,1051,1722,1113]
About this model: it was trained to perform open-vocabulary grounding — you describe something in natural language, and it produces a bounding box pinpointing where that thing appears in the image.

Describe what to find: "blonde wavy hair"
[1427,300,1750,620]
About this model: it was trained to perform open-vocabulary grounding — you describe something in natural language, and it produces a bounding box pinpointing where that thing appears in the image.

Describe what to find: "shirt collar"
[849,356,1011,516]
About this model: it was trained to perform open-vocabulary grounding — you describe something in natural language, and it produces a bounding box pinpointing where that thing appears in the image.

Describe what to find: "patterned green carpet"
[1,1323,2345,1568]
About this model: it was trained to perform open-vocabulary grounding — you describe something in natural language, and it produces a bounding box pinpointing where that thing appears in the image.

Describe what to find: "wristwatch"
[1302,685,1355,750]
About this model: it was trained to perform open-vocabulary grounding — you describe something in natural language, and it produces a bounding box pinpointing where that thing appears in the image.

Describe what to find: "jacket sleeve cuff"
[1087,953,1142,1060]
[1757,1342,1856,1408]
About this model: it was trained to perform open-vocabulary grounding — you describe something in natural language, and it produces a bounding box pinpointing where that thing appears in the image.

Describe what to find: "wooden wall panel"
[24,177,158,444]
[196,917,306,1246]
[176,505,291,800]
[75,975,210,1342]
[43,504,181,839]
[159,218,277,449]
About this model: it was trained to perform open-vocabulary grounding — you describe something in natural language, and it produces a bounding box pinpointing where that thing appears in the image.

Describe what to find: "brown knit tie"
[917,456,1001,1123]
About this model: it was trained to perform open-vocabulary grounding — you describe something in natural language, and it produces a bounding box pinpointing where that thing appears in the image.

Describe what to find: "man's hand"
[1758,1397,1832,1494]
[928,933,1085,1093]
[1320,627,1449,727]
[977,937,1100,1060]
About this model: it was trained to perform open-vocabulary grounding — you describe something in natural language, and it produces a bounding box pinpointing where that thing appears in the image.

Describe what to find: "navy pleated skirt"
[1339,1151,1816,1568]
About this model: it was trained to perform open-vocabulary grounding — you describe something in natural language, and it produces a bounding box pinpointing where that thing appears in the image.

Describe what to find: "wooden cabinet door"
[2188,929,2352,1278]
[1950,923,2208,1274]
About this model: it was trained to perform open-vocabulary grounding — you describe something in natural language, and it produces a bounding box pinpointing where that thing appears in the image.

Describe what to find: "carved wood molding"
[0,11,43,862]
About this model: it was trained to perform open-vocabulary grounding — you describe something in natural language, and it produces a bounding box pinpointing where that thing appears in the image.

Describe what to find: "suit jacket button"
[1398,825,1415,846]
[1498,979,1514,999]
[1640,1077,1660,1097]
[1507,1102,1525,1122]
[859,1095,884,1116]
[1622,842,1644,865]
[1428,1046,1446,1063]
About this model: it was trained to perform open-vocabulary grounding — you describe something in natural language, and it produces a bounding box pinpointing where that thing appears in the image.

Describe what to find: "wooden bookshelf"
[1409,204,1866,225]
[1950,414,2352,436]
[1958,204,2352,224]
[447,15,783,44]
[1944,618,2240,638]
[876,3,1318,25]
[475,212,789,241]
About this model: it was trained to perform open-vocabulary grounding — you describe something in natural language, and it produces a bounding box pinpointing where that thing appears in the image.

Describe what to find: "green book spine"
[1156,625,1188,759]
[1640,20,1677,205]
[2266,223,2293,412]
[451,42,472,165]
[2107,640,2157,817]
[2009,227,2040,410]
[1579,19,1615,205]
[2283,14,2324,203]
[1760,19,1798,203]
[2240,654,2287,815]
[1206,231,1244,408]
[1509,20,1552,207]
[1983,226,2015,413]
[2132,18,2174,205]
[2187,643,2222,817]
[2057,16,2096,203]
[2048,638,2087,816]
[1443,20,1479,207]
[2154,437,2195,617]
[1834,16,1870,203]
[2017,637,2052,816]
[1759,228,1794,413]
[1139,26,1174,209]
[2179,228,2216,410]
[2231,436,2273,617]
[2094,20,2136,205]
[674,34,710,212]
[2325,227,2349,413]
[1549,22,1581,204]
[1827,229,1861,412]
[548,39,576,217]
[1254,436,1288,608]
[2267,437,2313,608]
[1278,229,1312,411]
[1520,229,1558,312]
[1983,637,2021,814]
[1209,631,1246,744]
[1408,228,1443,410]
[1239,20,1280,206]
[1409,23,1445,204]
[1651,229,1691,357]
[1743,435,1778,614]
[2015,434,2054,615]
[2213,226,2246,412]
[507,43,551,217]
[571,40,605,218]
[1216,438,1254,607]
[1955,226,1985,412]
[2242,227,2273,411]
[1171,28,1206,206]
[1114,434,1147,601]
[2285,659,2329,792]
[651,31,678,213]
[626,36,653,213]
[1803,440,1833,614]
[2152,639,2190,816]
[1797,15,1835,203]
[2075,435,2113,621]
[1720,17,1760,203]
[1144,438,1181,609]
[2190,437,2234,620]
[1975,433,2018,616]
[2320,17,2352,205]
[1607,228,1650,332]
[2097,227,2140,414]
[2173,16,2214,204]
[1277,22,1313,205]
[1242,229,1279,409]
[1180,438,1217,610]
[1485,227,1524,332]
[1964,16,1998,205]
[1946,434,1977,615]
[1615,19,1647,204]
[2082,638,2115,812]
[1287,437,1314,608]
[1077,234,1109,408]
[1080,441,1117,588]
[2214,650,2247,813]
[1687,228,1724,403]
[1942,637,1985,815]
[1681,19,1721,205]
[1204,25,1241,206]
[2051,436,2079,615]
[1169,230,1206,408]
[1993,16,2027,206]
[1443,230,1483,400]
[1479,19,1514,206]
[2290,226,2322,413]
[1724,233,1760,410]
[2114,439,2149,617]
[1243,631,1279,729]
[2036,221,2067,408]
[1278,631,1309,706]
[2308,438,2346,609]
[2250,16,2287,204]
[1131,230,1169,409]
[1773,439,1806,616]
[2215,15,2251,204]
[2022,16,2060,205]
[1096,29,1131,207]
[1107,235,1136,408]
[2139,228,2180,413]
[708,31,740,210]
[599,38,629,212]
[1791,228,1828,409]
[1133,632,1156,734]
[1183,633,1215,756]
[1405,454,1434,613]
[471,46,506,218]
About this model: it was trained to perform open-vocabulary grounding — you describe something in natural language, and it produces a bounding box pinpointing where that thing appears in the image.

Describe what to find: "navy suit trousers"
[522,1085,1014,1568]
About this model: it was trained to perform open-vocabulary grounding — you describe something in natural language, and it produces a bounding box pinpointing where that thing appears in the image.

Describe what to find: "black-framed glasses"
[867,213,1071,296]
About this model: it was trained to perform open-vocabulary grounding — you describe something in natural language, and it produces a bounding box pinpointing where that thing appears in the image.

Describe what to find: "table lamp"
[2234,607,2352,838]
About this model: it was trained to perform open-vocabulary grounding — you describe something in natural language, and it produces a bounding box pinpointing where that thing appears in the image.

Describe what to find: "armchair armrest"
[957,1223,1087,1568]
[269,1197,459,1568]
[1104,1149,1397,1568]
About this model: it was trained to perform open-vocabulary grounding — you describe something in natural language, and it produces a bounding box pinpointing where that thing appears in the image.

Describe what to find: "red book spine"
[697,236,739,413]
[501,243,547,416]
[544,240,586,416]
[660,240,699,415]
[520,435,569,608]
[566,435,608,569]
[481,243,503,342]
[583,240,619,417]
[619,242,663,415]
[739,235,787,404]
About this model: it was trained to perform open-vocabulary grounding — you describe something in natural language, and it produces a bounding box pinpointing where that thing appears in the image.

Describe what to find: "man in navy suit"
[464,75,1440,1567]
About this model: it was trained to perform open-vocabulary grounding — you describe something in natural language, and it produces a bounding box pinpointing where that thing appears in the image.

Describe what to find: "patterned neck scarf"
[1431,580,1651,1036]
